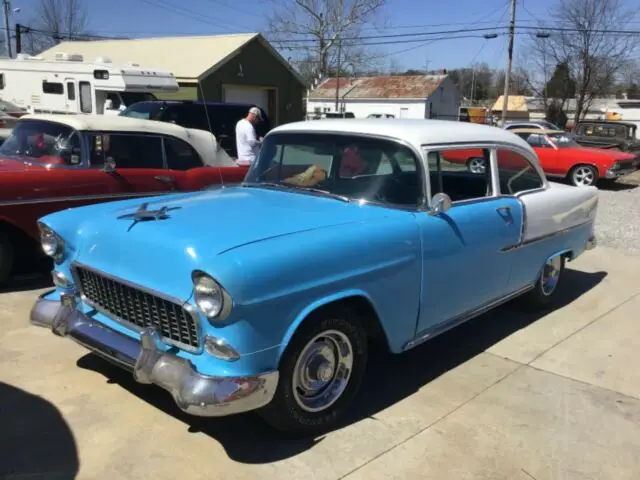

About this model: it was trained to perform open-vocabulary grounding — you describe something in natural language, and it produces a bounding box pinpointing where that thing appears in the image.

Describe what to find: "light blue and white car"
[30,119,598,436]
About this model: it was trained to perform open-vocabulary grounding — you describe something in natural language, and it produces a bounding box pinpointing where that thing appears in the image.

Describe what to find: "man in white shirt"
[235,107,263,166]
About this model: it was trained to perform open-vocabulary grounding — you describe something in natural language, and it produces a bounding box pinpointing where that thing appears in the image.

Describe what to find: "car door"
[85,132,177,196]
[162,135,247,190]
[414,146,523,334]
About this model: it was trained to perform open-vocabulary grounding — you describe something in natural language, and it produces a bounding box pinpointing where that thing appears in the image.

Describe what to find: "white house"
[306,74,461,120]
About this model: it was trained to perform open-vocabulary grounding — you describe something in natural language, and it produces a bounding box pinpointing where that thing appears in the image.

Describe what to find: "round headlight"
[39,224,64,262]
[193,273,224,319]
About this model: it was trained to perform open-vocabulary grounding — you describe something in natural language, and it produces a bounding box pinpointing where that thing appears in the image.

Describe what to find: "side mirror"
[103,157,116,173]
[430,192,452,215]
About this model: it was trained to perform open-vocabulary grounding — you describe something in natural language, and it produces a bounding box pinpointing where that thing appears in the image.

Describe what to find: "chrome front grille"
[73,265,200,351]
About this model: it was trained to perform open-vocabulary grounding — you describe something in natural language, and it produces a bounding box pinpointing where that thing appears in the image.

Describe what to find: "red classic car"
[0,114,250,283]
[442,128,639,187]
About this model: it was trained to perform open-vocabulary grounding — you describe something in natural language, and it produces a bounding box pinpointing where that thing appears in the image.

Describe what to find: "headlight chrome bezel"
[38,223,65,264]
[192,270,232,322]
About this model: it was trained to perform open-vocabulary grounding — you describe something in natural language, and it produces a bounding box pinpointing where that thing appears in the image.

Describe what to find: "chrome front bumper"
[30,291,279,417]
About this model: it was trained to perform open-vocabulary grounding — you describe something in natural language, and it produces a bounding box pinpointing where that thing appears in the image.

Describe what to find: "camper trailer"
[0,52,179,116]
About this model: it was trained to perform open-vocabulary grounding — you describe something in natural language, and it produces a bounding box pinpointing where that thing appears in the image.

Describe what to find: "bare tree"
[264,0,388,82]
[26,0,90,53]
[527,0,639,122]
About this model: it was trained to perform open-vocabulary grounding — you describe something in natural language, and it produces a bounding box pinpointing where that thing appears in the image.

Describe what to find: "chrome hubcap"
[292,329,353,413]
[573,167,595,186]
[468,158,486,174]
[541,256,562,296]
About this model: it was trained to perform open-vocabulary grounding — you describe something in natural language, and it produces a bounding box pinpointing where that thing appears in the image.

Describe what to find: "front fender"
[278,289,383,360]
[212,212,423,361]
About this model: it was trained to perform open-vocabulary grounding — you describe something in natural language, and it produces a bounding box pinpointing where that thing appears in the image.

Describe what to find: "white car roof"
[270,118,537,157]
[19,113,237,167]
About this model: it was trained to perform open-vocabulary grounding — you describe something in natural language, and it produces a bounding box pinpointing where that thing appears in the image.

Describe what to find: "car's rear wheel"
[466,157,486,174]
[569,164,598,187]
[0,231,14,285]
[521,255,566,309]
[258,306,368,437]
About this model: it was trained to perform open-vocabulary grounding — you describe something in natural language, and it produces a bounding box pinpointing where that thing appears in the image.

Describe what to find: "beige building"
[40,33,307,125]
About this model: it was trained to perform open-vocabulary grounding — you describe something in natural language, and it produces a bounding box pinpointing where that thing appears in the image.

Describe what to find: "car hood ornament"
[117,202,181,231]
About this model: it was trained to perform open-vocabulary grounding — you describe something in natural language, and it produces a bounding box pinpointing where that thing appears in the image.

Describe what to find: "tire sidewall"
[263,312,368,434]
[532,255,566,306]
[570,164,598,187]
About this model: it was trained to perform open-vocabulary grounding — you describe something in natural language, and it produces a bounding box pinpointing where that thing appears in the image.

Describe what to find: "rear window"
[120,102,163,120]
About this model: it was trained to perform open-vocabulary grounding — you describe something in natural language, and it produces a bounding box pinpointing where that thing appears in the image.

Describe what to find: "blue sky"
[12,0,640,71]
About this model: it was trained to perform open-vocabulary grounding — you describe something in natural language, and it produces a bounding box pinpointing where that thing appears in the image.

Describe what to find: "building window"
[42,81,64,95]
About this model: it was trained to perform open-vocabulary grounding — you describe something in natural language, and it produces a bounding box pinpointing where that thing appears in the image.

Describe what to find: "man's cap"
[249,106,262,119]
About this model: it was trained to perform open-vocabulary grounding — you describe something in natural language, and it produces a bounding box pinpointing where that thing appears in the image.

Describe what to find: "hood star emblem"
[117,202,181,231]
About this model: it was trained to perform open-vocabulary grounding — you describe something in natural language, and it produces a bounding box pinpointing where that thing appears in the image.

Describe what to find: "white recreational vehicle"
[0,52,179,116]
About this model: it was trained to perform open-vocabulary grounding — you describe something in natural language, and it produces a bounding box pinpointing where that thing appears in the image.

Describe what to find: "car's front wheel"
[569,164,598,187]
[521,255,566,309]
[258,306,368,437]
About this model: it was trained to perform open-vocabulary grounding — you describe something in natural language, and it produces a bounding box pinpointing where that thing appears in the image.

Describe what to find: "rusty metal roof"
[308,75,447,100]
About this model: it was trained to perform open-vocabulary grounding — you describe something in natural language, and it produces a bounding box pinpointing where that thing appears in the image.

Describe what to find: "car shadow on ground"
[0,382,79,479]
[598,180,639,191]
[75,267,607,465]
[0,273,52,295]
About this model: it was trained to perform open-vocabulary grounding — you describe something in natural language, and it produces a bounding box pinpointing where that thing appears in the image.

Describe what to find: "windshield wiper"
[241,182,350,203]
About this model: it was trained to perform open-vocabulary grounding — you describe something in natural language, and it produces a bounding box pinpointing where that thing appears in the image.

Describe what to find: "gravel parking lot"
[594,173,640,255]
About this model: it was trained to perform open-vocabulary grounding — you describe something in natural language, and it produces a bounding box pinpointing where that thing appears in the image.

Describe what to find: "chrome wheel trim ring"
[468,157,486,174]
[572,166,595,186]
[292,329,354,413]
[541,256,563,296]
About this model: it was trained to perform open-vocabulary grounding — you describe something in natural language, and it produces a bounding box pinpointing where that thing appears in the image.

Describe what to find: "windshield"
[547,133,578,148]
[243,132,424,207]
[120,101,163,119]
[0,119,81,165]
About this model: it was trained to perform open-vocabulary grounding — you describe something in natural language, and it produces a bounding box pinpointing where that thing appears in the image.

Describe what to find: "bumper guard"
[30,290,279,417]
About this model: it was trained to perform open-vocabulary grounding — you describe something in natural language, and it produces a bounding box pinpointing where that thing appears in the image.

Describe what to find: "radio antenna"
[197,81,225,189]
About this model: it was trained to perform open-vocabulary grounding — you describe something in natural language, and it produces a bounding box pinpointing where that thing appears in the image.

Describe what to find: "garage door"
[223,85,268,111]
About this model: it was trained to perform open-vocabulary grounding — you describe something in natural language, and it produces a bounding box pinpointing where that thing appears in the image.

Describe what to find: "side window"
[496,148,544,195]
[163,105,208,130]
[0,74,5,89]
[89,133,164,168]
[164,136,203,170]
[429,147,491,202]
[79,82,92,113]
[524,133,543,147]
[67,82,75,100]
[106,93,121,109]
[42,81,64,95]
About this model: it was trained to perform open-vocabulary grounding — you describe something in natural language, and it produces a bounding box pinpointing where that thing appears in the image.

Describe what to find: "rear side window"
[88,133,164,168]
[164,136,202,170]
[162,105,209,130]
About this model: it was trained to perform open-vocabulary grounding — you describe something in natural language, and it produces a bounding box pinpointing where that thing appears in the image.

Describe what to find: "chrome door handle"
[154,175,175,183]
[496,206,513,224]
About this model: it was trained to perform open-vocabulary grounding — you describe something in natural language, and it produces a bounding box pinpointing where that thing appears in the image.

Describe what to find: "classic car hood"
[63,186,400,298]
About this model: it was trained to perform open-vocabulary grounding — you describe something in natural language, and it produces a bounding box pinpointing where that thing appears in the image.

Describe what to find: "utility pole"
[500,0,517,127]
[14,22,21,54]
[334,37,342,112]
[2,0,12,58]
